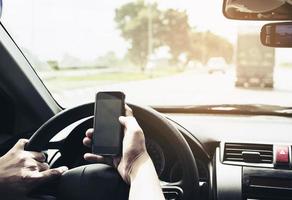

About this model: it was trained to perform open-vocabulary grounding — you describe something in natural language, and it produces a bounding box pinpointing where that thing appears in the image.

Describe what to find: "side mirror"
[261,22,292,48]
[223,0,292,20]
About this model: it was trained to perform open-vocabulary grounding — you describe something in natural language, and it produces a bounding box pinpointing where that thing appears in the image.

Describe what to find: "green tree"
[160,9,190,65]
[187,31,234,65]
[115,1,161,71]
[186,31,204,64]
[203,31,234,64]
[115,1,234,70]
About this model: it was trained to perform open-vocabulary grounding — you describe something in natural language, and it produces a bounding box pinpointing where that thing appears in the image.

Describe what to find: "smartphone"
[92,91,125,156]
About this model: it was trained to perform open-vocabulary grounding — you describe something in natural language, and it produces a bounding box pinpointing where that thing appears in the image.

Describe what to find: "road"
[52,67,292,108]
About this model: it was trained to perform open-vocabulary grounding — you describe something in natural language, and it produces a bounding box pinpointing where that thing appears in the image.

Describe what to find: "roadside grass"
[63,71,148,82]
[43,67,182,91]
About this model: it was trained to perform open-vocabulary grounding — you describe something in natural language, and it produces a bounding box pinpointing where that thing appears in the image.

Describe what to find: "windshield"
[1,0,292,108]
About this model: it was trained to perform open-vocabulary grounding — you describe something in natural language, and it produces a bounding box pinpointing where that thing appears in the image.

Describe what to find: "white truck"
[236,31,275,88]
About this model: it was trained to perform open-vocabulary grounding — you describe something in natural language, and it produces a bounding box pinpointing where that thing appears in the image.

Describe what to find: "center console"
[215,142,292,200]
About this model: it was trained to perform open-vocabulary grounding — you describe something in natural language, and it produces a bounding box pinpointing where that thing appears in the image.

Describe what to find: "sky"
[1,0,291,63]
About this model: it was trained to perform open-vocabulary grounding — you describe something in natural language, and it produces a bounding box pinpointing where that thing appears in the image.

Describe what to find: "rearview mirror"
[261,22,292,47]
[223,0,292,20]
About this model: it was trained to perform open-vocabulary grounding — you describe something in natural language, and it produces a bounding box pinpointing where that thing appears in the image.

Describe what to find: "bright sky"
[1,0,291,62]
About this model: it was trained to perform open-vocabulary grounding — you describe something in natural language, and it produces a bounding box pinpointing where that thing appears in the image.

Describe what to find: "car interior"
[0,0,292,200]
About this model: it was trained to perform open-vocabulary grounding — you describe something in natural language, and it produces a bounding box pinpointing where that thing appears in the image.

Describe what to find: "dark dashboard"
[49,110,292,200]
[165,112,292,200]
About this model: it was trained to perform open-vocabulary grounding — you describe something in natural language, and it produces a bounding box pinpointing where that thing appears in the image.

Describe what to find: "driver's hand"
[83,105,151,184]
[0,139,68,199]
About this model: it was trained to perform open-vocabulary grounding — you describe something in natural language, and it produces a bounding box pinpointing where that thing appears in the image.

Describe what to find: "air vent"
[224,143,273,164]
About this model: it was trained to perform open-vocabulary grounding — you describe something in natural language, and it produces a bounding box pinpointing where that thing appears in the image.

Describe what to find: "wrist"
[128,152,152,184]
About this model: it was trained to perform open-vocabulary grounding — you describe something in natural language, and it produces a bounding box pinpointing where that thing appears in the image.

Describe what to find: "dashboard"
[49,111,292,200]
[165,113,292,200]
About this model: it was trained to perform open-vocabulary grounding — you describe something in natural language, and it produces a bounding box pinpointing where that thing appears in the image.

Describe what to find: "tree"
[203,31,234,64]
[160,9,190,65]
[186,31,204,64]
[115,1,234,70]
[115,1,162,71]
[187,31,234,65]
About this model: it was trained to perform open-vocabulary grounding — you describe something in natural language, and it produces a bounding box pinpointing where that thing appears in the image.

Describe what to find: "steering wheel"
[25,103,199,200]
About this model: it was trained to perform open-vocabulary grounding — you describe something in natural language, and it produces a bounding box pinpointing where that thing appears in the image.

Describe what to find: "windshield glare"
[1,0,292,108]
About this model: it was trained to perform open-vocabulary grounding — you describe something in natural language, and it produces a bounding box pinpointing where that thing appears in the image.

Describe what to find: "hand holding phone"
[92,91,125,156]
[83,105,151,184]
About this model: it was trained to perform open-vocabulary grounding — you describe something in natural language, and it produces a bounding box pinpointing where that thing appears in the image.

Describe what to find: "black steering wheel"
[25,103,199,200]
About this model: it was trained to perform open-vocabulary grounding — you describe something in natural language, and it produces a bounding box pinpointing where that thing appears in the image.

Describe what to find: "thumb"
[119,116,127,126]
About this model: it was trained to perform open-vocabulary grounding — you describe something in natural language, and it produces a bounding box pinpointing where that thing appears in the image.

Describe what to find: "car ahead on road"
[206,57,228,74]
[1,0,292,200]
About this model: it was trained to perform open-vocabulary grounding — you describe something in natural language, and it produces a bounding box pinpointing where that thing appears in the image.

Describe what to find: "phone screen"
[93,92,124,155]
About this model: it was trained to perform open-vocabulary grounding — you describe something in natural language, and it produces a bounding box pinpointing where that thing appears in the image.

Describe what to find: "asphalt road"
[53,67,292,108]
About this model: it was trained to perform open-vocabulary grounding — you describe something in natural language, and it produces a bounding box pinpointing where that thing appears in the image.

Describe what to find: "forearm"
[129,153,165,200]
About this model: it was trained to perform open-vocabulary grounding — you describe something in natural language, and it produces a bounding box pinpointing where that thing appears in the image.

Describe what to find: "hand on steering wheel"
[0,139,67,199]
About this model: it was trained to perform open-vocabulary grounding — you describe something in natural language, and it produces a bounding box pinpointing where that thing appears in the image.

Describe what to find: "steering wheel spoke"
[47,140,64,149]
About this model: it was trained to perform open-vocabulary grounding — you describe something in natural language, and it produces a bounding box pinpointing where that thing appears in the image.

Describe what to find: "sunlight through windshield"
[1,0,292,108]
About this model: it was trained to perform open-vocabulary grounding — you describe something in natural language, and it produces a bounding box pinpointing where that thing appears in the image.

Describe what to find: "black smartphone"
[92,91,125,156]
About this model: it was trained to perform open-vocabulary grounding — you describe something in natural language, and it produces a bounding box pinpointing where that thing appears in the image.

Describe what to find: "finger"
[83,137,92,148]
[125,104,133,116]
[119,116,138,128]
[119,116,127,126]
[84,153,106,163]
[36,162,50,172]
[14,139,29,150]
[37,166,68,182]
[24,158,39,170]
[84,154,114,166]
[30,152,46,162]
[85,129,94,138]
